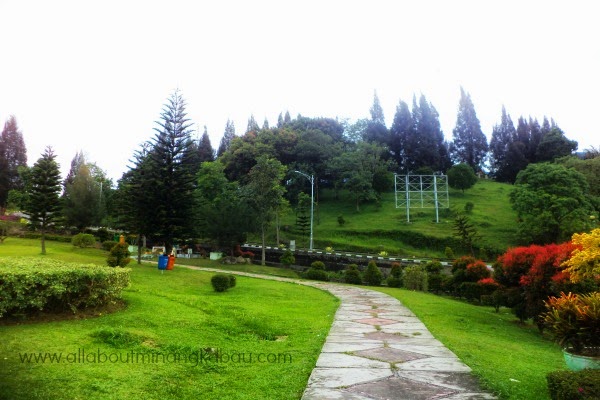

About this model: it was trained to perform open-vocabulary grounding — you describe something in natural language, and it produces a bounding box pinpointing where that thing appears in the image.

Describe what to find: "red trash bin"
[166,254,175,270]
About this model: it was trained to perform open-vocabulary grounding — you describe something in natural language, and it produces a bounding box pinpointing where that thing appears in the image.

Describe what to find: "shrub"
[279,249,295,266]
[344,267,362,285]
[0,257,130,317]
[211,274,233,292]
[107,242,131,268]
[93,228,111,242]
[546,370,600,400]
[444,246,455,259]
[71,233,96,248]
[310,261,326,270]
[304,268,329,281]
[465,261,491,281]
[363,261,383,286]
[337,214,345,226]
[464,201,474,213]
[403,265,428,291]
[102,240,118,251]
[228,274,237,288]
[387,262,403,288]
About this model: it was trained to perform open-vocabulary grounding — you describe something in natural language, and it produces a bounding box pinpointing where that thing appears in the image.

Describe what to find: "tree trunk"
[137,233,142,264]
[261,224,266,266]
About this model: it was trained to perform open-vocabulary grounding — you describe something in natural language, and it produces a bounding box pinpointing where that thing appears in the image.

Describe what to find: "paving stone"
[363,331,414,342]
[388,344,458,358]
[347,376,458,400]
[354,317,400,326]
[322,342,382,353]
[305,367,394,388]
[301,387,373,400]
[352,346,431,363]
[397,357,472,372]
[316,352,390,368]
[395,371,489,392]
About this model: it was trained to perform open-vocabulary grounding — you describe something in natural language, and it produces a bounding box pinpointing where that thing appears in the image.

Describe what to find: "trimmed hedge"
[547,370,600,400]
[211,273,234,292]
[71,233,97,248]
[0,257,130,317]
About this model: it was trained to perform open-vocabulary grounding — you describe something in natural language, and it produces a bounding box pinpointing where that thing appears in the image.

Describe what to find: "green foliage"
[344,265,362,284]
[447,163,478,192]
[403,265,428,291]
[510,162,594,244]
[337,214,345,226]
[304,268,329,281]
[464,201,474,213]
[228,274,237,288]
[0,116,27,208]
[363,260,383,286]
[62,159,102,231]
[279,249,295,266]
[444,246,455,259]
[546,370,600,400]
[310,261,326,270]
[0,257,130,317]
[210,273,233,292]
[107,242,131,268]
[450,88,488,170]
[452,212,479,255]
[71,233,96,248]
[102,240,118,251]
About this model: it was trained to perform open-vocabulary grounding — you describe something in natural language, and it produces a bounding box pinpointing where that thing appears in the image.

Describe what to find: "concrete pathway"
[177,265,496,399]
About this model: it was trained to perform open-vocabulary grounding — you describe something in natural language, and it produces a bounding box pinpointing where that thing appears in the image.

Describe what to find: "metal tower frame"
[394,174,449,223]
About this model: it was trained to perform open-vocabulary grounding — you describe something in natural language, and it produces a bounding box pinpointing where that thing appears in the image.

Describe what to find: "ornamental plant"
[562,228,600,283]
[363,260,383,286]
[543,292,600,356]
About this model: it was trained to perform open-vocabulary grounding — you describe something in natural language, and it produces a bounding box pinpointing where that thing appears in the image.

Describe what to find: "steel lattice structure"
[394,174,449,223]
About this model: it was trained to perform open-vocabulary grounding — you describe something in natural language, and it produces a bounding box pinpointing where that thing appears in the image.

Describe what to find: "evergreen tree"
[535,127,577,162]
[62,162,102,231]
[389,100,414,171]
[450,88,488,170]
[0,115,27,208]
[527,117,543,162]
[489,106,517,182]
[217,119,236,157]
[246,114,260,133]
[25,147,62,255]
[284,111,292,125]
[411,94,450,172]
[277,112,284,128]
[197,126,215,163]
[262,117,270,130]
[146,90,197,255]
[364,91,389,146]
[64,150,85,188]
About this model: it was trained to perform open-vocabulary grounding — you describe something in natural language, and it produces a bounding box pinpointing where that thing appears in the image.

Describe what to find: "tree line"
[1,88,597,258]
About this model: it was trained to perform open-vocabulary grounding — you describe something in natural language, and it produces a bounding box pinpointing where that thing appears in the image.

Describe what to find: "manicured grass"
[0,241,338,400]
[259,179,518,258]
[373,286,565,400]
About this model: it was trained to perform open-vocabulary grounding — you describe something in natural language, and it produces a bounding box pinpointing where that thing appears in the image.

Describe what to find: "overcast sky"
[1,0,598,182]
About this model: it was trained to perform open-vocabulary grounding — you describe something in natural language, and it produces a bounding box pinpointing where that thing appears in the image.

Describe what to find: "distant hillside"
[263,178,518,260]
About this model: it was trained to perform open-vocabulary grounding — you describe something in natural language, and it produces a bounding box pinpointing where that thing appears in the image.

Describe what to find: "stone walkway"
[178,265,496,399]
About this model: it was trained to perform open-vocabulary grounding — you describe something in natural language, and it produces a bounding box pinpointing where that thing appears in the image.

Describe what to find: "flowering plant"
[543,292,600,356]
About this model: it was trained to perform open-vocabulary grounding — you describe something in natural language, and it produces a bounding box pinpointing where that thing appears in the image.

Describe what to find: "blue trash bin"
[158,255,168,270]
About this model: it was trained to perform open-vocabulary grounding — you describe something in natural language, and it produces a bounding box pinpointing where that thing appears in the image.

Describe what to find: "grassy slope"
[0,240,338,400]
[374,287,564,400]
[263,179,518,258]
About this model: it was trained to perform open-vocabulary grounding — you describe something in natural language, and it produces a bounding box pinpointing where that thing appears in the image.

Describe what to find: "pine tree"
[277,112,284,128]
[0,115,27,208]
[197,126,215,163]
[217,119,236,157]
[146,90,198,255]
[284,111,292,125]
[411,94,450,172]
[389,100,413,171]
[262,118,269,130]
[364,91,389,146]
[246,114,260,133]
[489,106,517,182]
[25,147,62,255]
[62,162,102,231]
[450,88,488,170]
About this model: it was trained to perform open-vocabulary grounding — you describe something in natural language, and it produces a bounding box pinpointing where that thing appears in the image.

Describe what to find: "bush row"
[0,257,130,317]
[547,370,600,400]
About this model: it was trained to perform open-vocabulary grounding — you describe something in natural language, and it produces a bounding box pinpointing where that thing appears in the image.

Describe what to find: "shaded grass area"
[0,242,338,400]
[373,286,565,400]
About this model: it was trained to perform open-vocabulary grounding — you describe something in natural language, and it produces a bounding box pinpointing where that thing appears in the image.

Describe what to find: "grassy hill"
[267,178,518,260]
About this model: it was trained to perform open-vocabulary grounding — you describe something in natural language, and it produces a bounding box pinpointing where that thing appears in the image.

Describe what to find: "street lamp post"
[293,170,314,251]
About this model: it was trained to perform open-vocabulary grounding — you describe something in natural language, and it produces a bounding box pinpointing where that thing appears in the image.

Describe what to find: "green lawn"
[0,240,338,400]
[373,287,565,400]
[258,179,519,258]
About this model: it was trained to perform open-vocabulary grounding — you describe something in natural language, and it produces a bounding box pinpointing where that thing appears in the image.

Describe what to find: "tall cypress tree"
[146,90,197,255]
[0,115,27,208]
[412,94,450,172]
[25,147,61,255]
[364,91,389,146]
[489,106,517,182]
[389,100,413,171]
[217,119,236,157]
[246,115,260,134]
[450,88,488,170]
[197,126,215,163]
